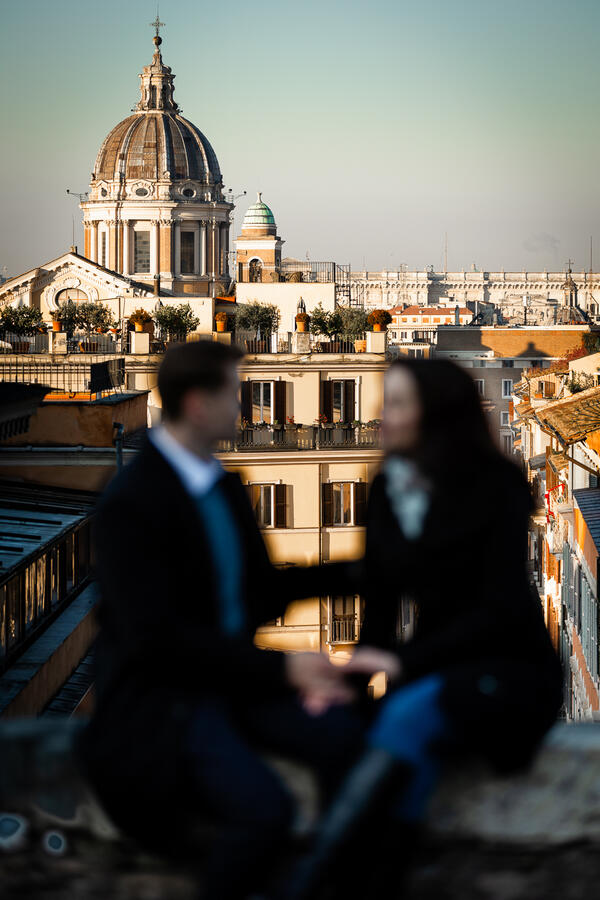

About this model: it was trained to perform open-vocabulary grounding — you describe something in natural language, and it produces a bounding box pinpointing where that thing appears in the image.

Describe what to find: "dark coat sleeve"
[93,483,288,698]
[394,465,536,681]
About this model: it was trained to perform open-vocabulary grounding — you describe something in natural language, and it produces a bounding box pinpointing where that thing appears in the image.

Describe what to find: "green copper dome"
[242,192,276,229]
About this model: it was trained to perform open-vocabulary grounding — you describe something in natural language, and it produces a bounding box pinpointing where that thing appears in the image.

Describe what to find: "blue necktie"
[194,481,245,635]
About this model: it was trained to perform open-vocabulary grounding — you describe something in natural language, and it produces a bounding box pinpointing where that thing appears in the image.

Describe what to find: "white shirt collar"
[149,425,223,497]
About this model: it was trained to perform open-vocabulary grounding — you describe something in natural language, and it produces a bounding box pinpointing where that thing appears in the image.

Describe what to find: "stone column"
[150,220,160,275]
[159,220,172,275]
[108,220,117,271]
[117,222,123,273]
[174,220,181,277]
[122,222,130,275]
[193,223,200,275]
[212,222,221,278]
[90,222,98,263]
[222,223,230,276]
[200,221,207,276]
[210,219,218,277]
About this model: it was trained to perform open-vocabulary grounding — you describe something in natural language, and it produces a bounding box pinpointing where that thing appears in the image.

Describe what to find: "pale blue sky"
[2,0,599,277]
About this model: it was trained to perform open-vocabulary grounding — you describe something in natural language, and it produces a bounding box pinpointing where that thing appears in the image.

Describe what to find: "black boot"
[283,748,414,900]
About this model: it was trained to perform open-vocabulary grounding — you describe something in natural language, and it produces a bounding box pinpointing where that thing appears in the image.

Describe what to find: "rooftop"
[573,488,600,553]
[537,385,600,443]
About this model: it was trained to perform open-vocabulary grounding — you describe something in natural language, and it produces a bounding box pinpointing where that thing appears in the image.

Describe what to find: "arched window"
[249,259,263,283]
[56,288,88,304]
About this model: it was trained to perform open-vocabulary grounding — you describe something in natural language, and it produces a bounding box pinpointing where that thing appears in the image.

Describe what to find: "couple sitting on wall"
[77,341,563,900]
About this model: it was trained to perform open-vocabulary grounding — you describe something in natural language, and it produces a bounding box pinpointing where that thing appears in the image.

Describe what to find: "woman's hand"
[344,645,403,684]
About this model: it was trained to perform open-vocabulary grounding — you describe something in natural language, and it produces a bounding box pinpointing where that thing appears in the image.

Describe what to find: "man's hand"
[285,652,355,716]
[343,646,403,684]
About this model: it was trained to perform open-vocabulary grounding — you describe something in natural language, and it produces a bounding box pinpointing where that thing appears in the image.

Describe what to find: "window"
[56,288,87,303]
[100,232,107,267]
[400,331,408,341]
[501,411,510,426]
[248,483,286,528]
[502,379,513,398]
[322,482,367,527]
[252,381,271,423]
[502,359,514,368]
[502,433,513,454]
[249,259,262,282]
[474,379,485,397]
[320,380,355,423]
[134,231,150,273]
[180,231,195,274]
[241,381,286,425]
[408,348,424,358]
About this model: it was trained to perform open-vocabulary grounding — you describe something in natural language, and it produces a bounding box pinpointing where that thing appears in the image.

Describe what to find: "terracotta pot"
[95,327,103,333]
[373,323,383,332]
[134,322,143,332]
[296,320,306,332]
[354,339,367,353]
[52,320,61,332]
[216,320,226,332]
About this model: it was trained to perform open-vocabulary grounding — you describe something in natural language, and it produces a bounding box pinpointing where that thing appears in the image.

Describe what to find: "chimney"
[455,305,460,325]
[153,274,160,296]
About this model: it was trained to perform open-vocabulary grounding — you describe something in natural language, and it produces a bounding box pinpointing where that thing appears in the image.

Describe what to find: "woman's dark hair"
[158,340,244,420]
[386,357,503,482]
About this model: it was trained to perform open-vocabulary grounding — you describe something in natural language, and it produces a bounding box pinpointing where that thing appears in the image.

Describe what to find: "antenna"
[591,236,593,274]
[444,232,448,274]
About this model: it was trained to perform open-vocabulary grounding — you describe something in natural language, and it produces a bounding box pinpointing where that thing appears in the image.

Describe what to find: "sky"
[2,0,600,278]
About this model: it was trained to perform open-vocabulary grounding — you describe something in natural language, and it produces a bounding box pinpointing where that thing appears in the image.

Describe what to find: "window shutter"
[320,380,333,422]
[275,484,287,528]
[344,380,355,423]
[322,483,333,526]
[274,381,287,424]
[240,381,252,423]
[354,482,367,526]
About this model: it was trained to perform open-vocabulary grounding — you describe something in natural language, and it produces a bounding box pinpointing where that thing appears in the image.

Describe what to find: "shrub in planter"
[310,304,343,339]
[128,308,154,333]
[234,301,280,336]
[0,305,45,336]
[154,303,200,340]
[367,309,392,331]
[76,302,116,336]
[53,300,80,335]
[339,307,369,339]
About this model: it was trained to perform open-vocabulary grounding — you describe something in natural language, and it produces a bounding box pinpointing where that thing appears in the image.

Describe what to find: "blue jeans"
[368,672,457,821]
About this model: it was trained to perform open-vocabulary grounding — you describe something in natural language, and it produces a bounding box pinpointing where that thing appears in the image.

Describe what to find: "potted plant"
[338,306,369,351]
[367,309,392,332]
[128,308,154,333]
[154,303,200,345]
[53,300,80,337]
[234,302,280,350]
[215,311,228,333]
[285,415,300,431]
[295,311,310,333]
[77,301,116,351]
[0,305,45,352]
[310,305,343,350]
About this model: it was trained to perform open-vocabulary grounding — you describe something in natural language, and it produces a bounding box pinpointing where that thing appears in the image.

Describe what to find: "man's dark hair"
[158,340,244,420]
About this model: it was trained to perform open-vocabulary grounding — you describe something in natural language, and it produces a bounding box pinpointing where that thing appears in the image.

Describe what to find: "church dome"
[93,113,221,184]
[91,33,222,191]
[242,193,276,231]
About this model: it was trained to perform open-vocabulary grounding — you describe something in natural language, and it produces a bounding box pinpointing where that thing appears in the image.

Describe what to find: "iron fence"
[0,359,125,395]
[0,332,49,354]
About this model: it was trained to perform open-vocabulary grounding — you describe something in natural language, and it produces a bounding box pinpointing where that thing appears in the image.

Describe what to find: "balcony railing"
[216,423,381,452]
[0,359,126,395]
[329,613,360,644]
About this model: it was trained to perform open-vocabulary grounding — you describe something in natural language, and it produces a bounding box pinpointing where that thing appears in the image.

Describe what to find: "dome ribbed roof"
[93,113,221,183]
[91,33,221,186]
[242,193,276,230]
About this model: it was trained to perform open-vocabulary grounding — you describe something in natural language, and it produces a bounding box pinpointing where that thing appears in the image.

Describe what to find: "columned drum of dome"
[235,193,284,283]
[80,28,233,297]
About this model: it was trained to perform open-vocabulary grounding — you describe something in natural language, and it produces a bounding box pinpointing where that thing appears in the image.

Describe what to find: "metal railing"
[329,613,359,644]
[0,359,125,395]
[216,423,381,452]
[0,332,49,353]
[0,517,93,675]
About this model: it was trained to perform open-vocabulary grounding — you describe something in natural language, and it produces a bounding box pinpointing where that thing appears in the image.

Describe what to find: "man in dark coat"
[76,341,363,899]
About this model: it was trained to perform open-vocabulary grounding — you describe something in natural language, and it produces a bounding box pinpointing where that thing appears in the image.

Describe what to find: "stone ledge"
[1,718,599,898]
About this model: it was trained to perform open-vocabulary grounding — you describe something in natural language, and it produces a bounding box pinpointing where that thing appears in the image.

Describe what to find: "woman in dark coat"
[288,358,563,899]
